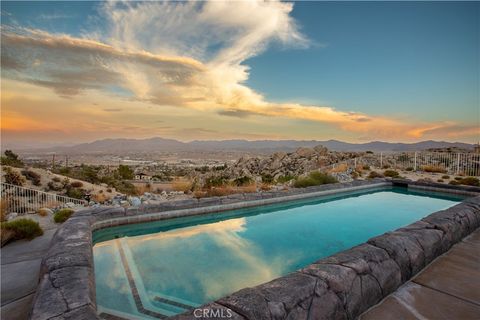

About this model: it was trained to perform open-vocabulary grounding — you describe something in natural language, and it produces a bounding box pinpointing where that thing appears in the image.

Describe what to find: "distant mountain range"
[12,137,476,154]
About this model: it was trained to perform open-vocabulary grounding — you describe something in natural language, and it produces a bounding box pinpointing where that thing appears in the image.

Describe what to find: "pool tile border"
[29,179,480,320]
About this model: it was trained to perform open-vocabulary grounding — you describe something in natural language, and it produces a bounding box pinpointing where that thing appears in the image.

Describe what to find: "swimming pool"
[93,186,465,319]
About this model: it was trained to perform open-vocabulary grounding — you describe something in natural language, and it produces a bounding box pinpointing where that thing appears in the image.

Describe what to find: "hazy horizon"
[1,1,479,146]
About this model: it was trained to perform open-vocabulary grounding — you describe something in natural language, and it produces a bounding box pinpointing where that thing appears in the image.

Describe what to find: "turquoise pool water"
[93,187,464,319]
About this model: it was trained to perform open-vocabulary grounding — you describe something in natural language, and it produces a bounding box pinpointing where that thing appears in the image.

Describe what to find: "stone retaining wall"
[29,180,480,320]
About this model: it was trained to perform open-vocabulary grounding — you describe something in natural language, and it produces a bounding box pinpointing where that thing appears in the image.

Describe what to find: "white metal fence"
[1,183,87,214]
[321,152,480,176]
[376,152,480,176]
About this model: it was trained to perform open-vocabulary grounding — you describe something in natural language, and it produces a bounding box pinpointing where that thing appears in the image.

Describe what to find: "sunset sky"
[1,1,479,148]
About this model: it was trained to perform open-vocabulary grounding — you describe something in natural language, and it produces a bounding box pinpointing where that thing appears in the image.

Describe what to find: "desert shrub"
[455,177,463,181]
[234,176,254,186]
[204,176,227,188]
[195,166,209,174]
[449,180,460,186]
[65,188,85,199]
[362,165,370,170]
[1,218,43,240]
[294,172,337,188]
[0,150,24,168]
[437,179,444,183]
[383,170,400,178]
[106,188,112,193]
[442,175,450,179]
[382,165,390,169]
[260,174,274,184]
[70,181,83,188]
[276,175,295,184]
[3,167,25,186]
[368,171,384,179]
[52,177,61,182]
[405,167,414,171]
[113,181,137,195]
[366,151,373,154]
[21,170,41,186]
[214,164,227,171]
[47,181,63,191]
[54,208,74,223]
[422,165,447,173]
[351,172,359,179]
[458,177,479,186]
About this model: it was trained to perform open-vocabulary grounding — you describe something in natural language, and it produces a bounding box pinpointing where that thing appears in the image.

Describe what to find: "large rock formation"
[204,145,361,183]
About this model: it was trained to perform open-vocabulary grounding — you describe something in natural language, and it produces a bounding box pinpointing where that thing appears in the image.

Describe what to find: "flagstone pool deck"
[0,228,57,320]
[360,228,480,319]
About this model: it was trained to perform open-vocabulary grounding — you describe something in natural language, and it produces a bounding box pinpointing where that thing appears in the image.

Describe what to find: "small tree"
[1,150,24,167]
[117,165,134,180]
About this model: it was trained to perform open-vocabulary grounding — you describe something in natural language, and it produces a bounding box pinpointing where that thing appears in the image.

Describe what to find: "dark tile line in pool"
[29,180,480,320]
[153,297,194,311]
[116,239,168,319]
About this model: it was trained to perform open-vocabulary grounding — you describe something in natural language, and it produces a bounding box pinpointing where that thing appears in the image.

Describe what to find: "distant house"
[134,173,152,181]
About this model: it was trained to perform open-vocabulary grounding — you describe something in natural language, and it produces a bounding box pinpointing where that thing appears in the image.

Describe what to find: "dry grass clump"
[368,171,384,179]
[37,208,50,217]
[194,186,235,198]
[421,165,447,173]
[329,163,348,173]
[134,183,152,195]
[172,180,192,192]
[93,193,108,203]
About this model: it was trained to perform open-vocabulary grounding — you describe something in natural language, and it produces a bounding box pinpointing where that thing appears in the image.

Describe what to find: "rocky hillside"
[203,145,361,182]
[1,166,121,201]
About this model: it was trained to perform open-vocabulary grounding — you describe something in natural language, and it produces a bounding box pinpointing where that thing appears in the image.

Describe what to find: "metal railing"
[0,183,87,214]
[377,152,480,176]
[320,152,480,177]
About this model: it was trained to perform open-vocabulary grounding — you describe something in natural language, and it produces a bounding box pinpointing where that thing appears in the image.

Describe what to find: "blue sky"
[247,1,479,123]
[1,1,479,144]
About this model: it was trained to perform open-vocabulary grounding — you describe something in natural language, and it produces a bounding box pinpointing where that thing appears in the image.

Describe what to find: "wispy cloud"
[103,108,122,112]
[37,13,75,20]
[1,0,478,142]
